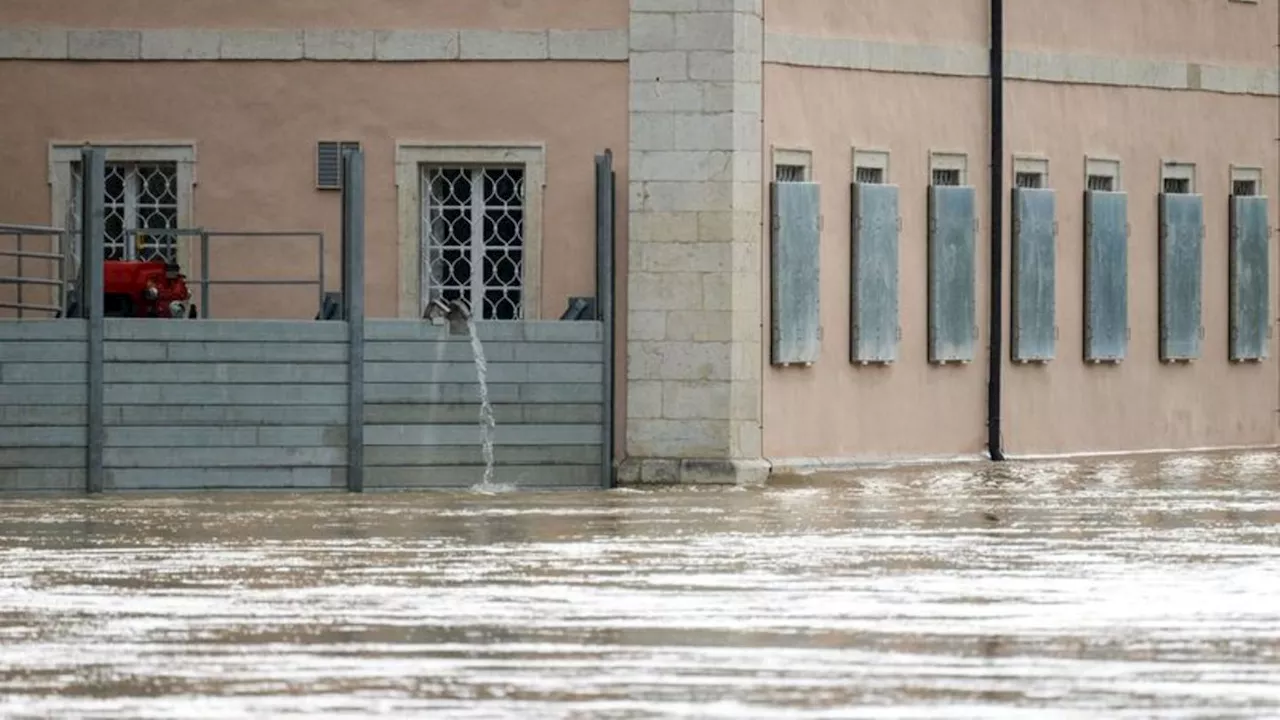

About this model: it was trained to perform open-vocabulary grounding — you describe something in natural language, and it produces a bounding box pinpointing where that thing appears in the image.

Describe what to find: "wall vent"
[317,140,361,190]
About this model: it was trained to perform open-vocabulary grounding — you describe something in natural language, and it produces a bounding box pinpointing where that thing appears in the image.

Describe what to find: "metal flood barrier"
[0,145,619,494]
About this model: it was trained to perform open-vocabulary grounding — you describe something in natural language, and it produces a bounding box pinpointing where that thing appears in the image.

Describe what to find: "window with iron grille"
[422,165,526,320]
[932,168,961,186]
[71,161,179,261]
[855,166,885,184]
[775,164,806,183]
[1233,179,1258,196]
[1014,171,1044,189]
[1087,174,1115,192]
[1163,177,1191,194]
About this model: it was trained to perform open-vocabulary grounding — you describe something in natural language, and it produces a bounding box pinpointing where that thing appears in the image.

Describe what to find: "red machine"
[102,260,197,318]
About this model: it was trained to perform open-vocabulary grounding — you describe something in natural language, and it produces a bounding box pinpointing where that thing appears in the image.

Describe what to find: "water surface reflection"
[2,451,1279,717]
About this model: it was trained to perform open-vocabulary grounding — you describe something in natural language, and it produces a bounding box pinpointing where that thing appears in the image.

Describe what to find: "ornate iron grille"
[422,165,526,320]
[71,161,180,261]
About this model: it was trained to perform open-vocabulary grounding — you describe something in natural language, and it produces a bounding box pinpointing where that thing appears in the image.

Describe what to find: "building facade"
[1,0,1276,484]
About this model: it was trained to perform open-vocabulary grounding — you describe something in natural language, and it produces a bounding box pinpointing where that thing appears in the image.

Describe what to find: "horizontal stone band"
[0,27,628,62]
[765,32,1280,97]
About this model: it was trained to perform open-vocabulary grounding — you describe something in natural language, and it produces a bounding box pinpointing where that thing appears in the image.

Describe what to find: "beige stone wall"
[620,0,767,484]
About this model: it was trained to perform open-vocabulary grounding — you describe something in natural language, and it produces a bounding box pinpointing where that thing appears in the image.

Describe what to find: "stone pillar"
[620,0,767,485]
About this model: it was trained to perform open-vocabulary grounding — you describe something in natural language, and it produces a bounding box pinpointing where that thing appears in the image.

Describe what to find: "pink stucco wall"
[1007,0,1278,66]
[0,60,628,320]
[763,0,988,45]
[1002,80,1278,454]
[0,0,627,31]
[762,62,1279,460]
[762,66,992,461]
[765,0,1277,67]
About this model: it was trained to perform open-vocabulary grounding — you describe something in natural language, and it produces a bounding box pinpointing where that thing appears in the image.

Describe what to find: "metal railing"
[0,224,71,317]
[123,228,326,318]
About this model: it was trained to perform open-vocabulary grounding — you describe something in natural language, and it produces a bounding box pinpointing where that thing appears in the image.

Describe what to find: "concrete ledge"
[1,27,627,63]
[766,454,985,476]
[616,457,770,486]
[765,32,1280,97]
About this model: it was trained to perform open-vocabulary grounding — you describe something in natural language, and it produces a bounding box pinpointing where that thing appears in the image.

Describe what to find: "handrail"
[0,224,69,318]
[2,223,327,319]
[123,228,326,318]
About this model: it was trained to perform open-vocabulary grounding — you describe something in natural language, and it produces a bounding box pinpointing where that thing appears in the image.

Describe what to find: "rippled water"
[2,450,1279,718]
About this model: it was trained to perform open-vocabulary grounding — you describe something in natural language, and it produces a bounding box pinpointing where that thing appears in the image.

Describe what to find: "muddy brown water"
[2,451,1279,718]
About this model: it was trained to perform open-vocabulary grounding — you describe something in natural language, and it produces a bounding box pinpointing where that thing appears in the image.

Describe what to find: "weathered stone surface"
[626,0,765,482]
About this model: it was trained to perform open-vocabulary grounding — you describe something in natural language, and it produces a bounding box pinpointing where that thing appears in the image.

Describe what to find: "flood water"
[2,451,1279,718]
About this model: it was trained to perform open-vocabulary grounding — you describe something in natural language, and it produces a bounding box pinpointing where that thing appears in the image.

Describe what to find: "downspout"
[987,0,1006,461]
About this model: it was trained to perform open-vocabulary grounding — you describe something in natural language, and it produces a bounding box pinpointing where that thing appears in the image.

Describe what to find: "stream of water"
[465,316,498,490]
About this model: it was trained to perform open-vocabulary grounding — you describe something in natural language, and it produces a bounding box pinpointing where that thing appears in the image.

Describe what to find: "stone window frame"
[772,146,813,183]
[48,140,198,272]
[1161,159,1197,194]
[394,142,546,320]
[1085,156,1123,192]
[852,147,891,185]
[1230,165,1263,197]
[929,151,969,186]
[1013,155,1051,189]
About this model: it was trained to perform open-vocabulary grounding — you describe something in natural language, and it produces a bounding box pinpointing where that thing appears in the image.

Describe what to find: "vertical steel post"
[199,231,211,319]
[81,147,106,494]
[595,150,616,489]
[16,232,24,319]
[341,147,366,493]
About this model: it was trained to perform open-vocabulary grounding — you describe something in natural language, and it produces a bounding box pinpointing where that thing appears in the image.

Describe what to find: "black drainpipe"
[987,0,1006,461]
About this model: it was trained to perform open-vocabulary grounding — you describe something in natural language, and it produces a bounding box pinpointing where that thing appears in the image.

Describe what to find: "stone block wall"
[623,0,767,485]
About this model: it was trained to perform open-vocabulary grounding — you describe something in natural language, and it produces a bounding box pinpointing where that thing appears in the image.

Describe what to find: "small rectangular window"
[1085,157,1121,193]
[772,148,812,184]
[852,148,890,185]
[932,169,961,186]
[1233,180,1258,197]
[1087,175,1115,192]
[1231,166,1263,197]
[1013,156,1049,190]
[930,152,967,187]
[1015,172,1044,189]
[775,164,806,183]
[856,166,885,185]
[1161,161,1196,195]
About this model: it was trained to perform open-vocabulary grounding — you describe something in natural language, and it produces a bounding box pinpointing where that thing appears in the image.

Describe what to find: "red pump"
[102,260,197,318]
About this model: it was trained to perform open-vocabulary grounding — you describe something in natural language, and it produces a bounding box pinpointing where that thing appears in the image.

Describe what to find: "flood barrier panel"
[0,318,605,492]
